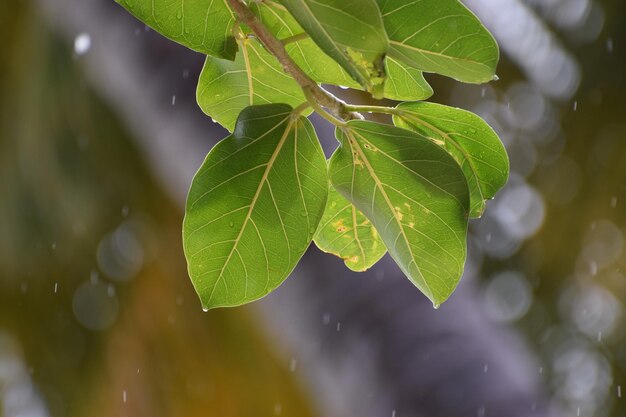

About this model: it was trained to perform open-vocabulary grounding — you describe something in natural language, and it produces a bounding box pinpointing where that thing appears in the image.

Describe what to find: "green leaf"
[377,0,499,83]
[183,104,328,309]
[115,0,237,60]
[394,102,509,218]
[278,0,389,97]
[384,57,433,101]
[197,37,306,131]
[329,121,469,306]
[314,185,387,271]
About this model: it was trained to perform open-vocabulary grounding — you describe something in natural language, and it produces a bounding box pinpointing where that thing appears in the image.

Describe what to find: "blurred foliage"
[0,1,316,416]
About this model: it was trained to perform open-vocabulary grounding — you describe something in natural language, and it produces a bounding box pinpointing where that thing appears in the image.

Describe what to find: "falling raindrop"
[607,38,613,53]
[171,95,176,106]
[74,33,92,55]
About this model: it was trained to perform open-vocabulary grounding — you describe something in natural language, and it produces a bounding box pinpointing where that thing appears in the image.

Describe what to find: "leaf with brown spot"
[314,185,386,272]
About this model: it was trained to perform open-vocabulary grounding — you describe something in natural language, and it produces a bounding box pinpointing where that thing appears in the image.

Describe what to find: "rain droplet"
[176,10,182,19]
[202,307,209,313]
[322,312,331,325]
[433,303,440,309]
[229,221,234,227]
[74,33,91,55]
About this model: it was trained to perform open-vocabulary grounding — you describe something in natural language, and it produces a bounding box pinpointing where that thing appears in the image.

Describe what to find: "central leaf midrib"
[287,0,368,85]
[345,129,433,300]
[206,118,297,305]
[389,39,493,68]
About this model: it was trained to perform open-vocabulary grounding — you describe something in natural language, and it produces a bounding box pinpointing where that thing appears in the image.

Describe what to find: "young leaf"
[384,57,433,101]
[183,104,328,309]
[278,0,389,98]
[115,0,237,60]
[314,185,387,272]
[330,121,469,306]
[377,0,499,83]
[197,38,306,131]
[394,102,509,218]
[254,1,432,101]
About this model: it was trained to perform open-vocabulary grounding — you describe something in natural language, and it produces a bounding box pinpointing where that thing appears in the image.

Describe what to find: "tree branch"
[226,0,362,122]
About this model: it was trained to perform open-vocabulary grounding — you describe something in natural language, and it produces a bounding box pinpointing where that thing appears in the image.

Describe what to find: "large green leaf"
[314,185,387,271]
[115,0,237,59]
[197,38,306,131]
[254,1,432,101]
[278,0,389,98]
[329,121,469,306]
[377,0,499,83]
[394,102,509,218]
[183,104,328,309]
